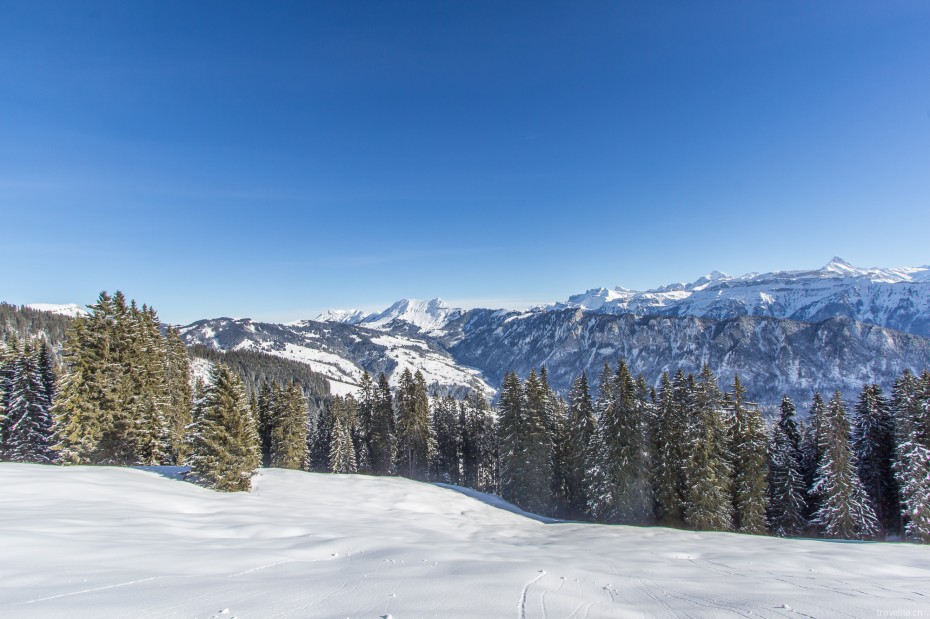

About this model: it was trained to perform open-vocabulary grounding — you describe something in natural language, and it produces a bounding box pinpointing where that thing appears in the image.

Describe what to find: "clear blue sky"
[2,1,929,325]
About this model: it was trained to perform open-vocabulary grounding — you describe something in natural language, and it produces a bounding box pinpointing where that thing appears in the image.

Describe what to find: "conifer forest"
[2,293,929,545]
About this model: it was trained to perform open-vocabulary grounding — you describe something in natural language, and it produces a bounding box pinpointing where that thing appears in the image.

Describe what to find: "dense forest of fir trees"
[1,291,929,544]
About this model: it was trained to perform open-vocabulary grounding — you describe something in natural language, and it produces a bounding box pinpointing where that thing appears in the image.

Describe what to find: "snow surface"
[2,463,928,618]
[25,303,88,318]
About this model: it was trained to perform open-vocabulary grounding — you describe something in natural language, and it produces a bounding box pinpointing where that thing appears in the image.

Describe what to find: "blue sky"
[2,1,929,325]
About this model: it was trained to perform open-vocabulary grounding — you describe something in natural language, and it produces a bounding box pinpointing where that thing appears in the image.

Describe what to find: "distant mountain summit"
[316,298,465,335]
[548,257,930,337]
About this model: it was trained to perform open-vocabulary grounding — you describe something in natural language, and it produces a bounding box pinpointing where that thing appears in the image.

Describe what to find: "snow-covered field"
[2,464,928,618]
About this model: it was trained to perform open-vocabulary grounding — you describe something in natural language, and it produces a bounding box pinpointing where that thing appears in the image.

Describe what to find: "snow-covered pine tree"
[309,395,335,472]
[852,384,898,538]
[271,382,308,470]
[800,392,827,523]
[329,395,358,474]
[430,393,461,484]
[563,372,596,519]
[497,371,524,506]
[654,371,690,527]
[129,304,172,466]
[728,376,769,534]
[163,327,193,465]
[53,293,113,464]
[460,392,497,493]
[189,364,261,492]
[36,339,57,405]
[592,361,652,524]
[812,392,878,540]
[395,369,433,480]
[584,362,615,520]
[519,368,554,515]
[369,372,396,475]
[2,342,56,463]
[768,395,808,536]
[893,371,930,543]
[257,382,277,467]
[353,371,376,473]
[685,365,733,531]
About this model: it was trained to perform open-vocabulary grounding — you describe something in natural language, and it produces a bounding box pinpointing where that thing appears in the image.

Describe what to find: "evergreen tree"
[728,376,769,534]
[189,364,261,492]
[563,372,596,518]
[395,369,433,479]
[852,384,898,538]
[800,392,827,523]
[893,371,930,543]
[768,395,808,536]
[309,396,335,472]
[812,392,878,539]
[257,382,277,467]
[369,372,396,475]
[329,395,358,474]
[354,371,376,473]
[685,366,733,531]
[271,382,309,469]
[163,327,193,465]
[588,361,652,524]
[2,342,56,463]
[519,369,554,514]
[654,371,690,527]
[497,371,524,506]
[460,392,497,493]
[431,394,461,483]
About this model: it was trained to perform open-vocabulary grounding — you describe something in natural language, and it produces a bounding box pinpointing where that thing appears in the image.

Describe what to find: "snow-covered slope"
[317,297,465,335]
[180,316,492,397]
[2,463,927,619]
[25,303,87,318]
[554,257,930,337]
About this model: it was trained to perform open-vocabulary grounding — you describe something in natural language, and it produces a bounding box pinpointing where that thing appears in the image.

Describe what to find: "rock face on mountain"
[442,308,930,408]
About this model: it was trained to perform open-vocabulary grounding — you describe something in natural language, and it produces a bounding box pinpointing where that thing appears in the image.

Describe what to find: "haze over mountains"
[169,258,930,408]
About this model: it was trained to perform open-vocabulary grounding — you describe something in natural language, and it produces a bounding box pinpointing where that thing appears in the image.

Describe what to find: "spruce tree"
[812,392,878,539]
[800,392,827,523]
[395,369,433,480]
[519,369,554,514]
[893,371,930,543]
[369,372,396,475]
[588,361,652,524]
[498,371,524,506]
[728,376,769,534]
[564,372,596,518]
[431,394,461,484]
[654,371,690,527]
[852,384,898,538]
[460,392,497,493]
[309,396,335,472]
[354,371,376,473]
[271,382,308,469]
[163,327,193,465]
[189,364,261,492]
[685,366,733,531]
[329,395,358,474]
[3,342,56,463]
[768,395,808,536]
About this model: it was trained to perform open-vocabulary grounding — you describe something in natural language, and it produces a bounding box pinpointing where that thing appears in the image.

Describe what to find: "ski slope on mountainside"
[2,464,928,618]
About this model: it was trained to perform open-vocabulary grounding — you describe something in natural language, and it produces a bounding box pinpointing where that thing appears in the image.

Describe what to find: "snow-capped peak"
[26,303,88,318]
[313,308,370,324]
[363,298,459,333]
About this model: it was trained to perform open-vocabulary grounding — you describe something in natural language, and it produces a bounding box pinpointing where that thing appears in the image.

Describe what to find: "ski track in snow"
[518,569,547,619]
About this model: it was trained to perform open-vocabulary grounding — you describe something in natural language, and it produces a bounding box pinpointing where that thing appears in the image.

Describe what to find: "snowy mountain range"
[178,258,930,408]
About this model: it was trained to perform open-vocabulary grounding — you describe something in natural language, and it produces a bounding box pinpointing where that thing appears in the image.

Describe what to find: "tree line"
[2,291,928,544]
